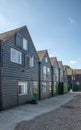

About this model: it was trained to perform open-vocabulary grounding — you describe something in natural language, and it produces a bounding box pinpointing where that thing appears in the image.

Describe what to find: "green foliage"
[54,82,59,95]
[63,82,68,93]
[73,84,79,92]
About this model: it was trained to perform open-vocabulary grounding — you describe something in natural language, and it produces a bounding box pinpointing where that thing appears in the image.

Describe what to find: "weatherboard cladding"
[50,57,58,82]
[50,57,59,96]
[2,27,39,80]
[73,69,81,91]
[0,26,39,109]
[63,65,67,82]
[37,50,52,99]
[0,43,2,110]
[38,50,51,82]
[58,61,64,83]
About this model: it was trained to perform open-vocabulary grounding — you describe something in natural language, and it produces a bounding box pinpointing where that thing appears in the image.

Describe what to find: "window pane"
[11,49,16,61]
[30,56,34,67]
[43,66,46,74]
[10,48,22,64]
[47,67,50,74]
[18,82,28,95]
[25,55,34,67]
[16,33,23,48]
[23,38,28,50]
[45,57,48,63]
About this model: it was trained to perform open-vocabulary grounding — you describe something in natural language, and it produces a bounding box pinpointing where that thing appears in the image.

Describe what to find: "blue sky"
[0,0,81,68]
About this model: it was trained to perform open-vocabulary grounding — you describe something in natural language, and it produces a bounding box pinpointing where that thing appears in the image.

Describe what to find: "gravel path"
[15,94,81,130]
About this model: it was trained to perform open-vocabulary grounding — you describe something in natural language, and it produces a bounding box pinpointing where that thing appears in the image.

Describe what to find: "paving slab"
[0,92,78,130]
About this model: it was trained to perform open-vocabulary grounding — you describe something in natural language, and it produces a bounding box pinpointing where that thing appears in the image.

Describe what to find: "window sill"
[18,94,28,96]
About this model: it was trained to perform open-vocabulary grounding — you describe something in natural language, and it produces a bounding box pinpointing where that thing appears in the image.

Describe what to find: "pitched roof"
[63,65,67,71]
[66,68,73,75]
[73,69,81,75]
[50,57,56,66]
[58,61,62,68]
[0,26,25,40]
[37,50,47,61]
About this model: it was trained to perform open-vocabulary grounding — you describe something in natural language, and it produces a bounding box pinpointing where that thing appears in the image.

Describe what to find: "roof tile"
[0,26,25,40]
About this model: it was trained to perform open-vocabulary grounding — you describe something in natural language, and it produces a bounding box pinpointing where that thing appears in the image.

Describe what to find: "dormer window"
[45,57,48,63]
[23,38,28,50]
[16,33,28,50]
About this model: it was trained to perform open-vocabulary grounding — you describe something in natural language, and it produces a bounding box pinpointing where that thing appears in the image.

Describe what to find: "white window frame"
[23,38,28,50]
[30,56,34,67]
[25,55,34,67]
[18,81,28,95]
[43,66,47,74]
[10,48,22,64]
[47,67,50,74]
[45,57,48,63]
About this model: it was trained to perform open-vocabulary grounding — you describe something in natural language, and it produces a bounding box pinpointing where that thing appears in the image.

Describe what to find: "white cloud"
[68,17,75,24]
[78,57,81,61]
[69,60,78,64]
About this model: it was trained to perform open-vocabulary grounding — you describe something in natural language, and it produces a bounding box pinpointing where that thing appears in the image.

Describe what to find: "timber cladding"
[0,26,39,110]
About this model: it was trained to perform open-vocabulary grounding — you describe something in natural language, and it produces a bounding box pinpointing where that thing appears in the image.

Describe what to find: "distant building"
[50,57,59,96]
[66,68,73,91]
[63,65,68,93]
[73,69,81,91]
[58,61,64,94]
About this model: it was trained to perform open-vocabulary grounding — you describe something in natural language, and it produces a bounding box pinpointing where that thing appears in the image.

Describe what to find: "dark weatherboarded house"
[50,57,59,96]
[66,68,81,91]
[73,69,81,91]
[66,68,73,91]
[63,65,68,93]
[58,61,64,94]
[0,26,39,110]
[37,50,52,100]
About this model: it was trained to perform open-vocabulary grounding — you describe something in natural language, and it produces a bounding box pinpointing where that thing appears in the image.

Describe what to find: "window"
[43,66,50,74]
[16,33,28,50]
[45,57,48,63]
[16,33,23,48]
[43,66,47,74]
[18,81,28,95]
[30,56,34,67]
[23,38,28,50]
[10,48,22,64]
[47,67,50,74]
[25,55,34,67]
[54,68,58,81]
